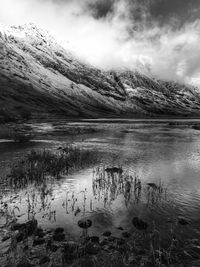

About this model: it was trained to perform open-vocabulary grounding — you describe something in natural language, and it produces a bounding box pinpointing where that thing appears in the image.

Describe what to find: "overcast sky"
[1,0,200,85]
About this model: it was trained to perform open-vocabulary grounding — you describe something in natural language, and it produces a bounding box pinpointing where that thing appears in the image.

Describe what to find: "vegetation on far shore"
[1,119,200,146]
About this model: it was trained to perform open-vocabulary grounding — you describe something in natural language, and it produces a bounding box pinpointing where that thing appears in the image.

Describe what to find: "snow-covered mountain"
[0,23,200,121]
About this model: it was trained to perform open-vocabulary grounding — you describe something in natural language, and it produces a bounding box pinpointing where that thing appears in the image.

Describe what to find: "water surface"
[1,119,200,244]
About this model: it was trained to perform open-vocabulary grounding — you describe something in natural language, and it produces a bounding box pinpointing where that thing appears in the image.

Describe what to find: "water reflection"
[0,160,169,241]
[1,120,200,241]
[93,167,142,207]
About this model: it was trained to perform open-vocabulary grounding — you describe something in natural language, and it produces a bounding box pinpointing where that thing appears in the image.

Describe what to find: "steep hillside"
[0,23,200,122]
[117,71,200,116]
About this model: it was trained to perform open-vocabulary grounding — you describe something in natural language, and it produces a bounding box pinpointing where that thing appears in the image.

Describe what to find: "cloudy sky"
[1,0,200,85]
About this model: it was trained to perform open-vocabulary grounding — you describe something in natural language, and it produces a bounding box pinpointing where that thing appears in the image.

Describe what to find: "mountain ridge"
[0,23,200,122]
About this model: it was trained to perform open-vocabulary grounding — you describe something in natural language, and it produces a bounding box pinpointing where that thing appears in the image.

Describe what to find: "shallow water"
[1,119,200,244]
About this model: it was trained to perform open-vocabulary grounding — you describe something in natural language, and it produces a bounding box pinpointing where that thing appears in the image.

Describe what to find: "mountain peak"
[0,22,56,46]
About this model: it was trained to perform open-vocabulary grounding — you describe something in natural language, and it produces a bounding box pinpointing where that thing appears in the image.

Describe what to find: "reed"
[7,145,97,189]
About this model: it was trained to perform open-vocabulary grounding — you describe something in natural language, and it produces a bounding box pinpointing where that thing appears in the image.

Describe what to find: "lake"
[1,119,200,247]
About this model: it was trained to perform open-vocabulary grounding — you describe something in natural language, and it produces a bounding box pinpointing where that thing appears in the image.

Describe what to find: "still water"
[1,120,200,245]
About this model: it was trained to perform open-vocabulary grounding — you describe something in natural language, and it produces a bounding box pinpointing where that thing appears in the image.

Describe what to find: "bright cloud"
[1,0,200,86]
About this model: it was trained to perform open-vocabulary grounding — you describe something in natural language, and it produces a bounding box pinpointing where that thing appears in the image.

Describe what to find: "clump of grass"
[8,146,98,189]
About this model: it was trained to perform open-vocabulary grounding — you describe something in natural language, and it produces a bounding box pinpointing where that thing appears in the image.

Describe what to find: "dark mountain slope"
[0,23,200,121]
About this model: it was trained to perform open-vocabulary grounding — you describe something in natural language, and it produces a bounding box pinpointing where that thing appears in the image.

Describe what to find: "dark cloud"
[149,0,200,27]
[86,0,115,19]
[1,0,200,85]
[43,0,200,27]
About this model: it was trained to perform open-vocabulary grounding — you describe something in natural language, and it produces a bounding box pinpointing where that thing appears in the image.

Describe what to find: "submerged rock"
[11,223,23,231]
[11,219,37,236]
[36,228,45,238]
[54,227,64,234]
[53,232,65,242]
[26,219,38,235]
[52,227,65,241]
[132,217,148,230]
[178,217,189,225]
[78,219,92,229]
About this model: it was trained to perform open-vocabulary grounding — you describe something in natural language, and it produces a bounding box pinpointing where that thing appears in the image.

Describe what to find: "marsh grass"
[92,166,167,207]
[8,146,98,189]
